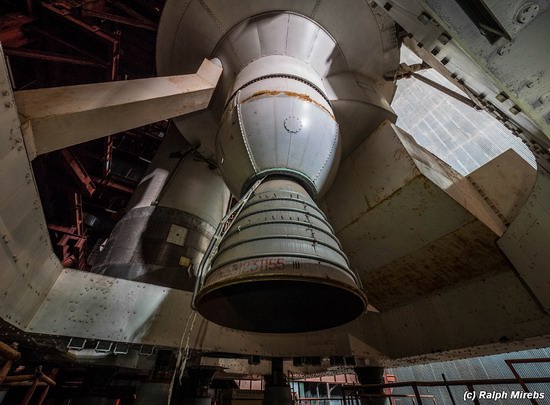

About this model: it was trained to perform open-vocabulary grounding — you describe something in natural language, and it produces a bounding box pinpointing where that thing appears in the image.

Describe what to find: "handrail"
[340,359,550,405]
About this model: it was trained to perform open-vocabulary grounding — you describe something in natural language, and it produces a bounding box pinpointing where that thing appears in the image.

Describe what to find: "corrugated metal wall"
[388,348,550,404]
[392,47,536,175]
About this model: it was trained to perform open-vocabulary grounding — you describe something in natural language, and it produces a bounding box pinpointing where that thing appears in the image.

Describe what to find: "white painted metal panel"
[312,0,387,80]
[15,59,221,158]
[337,176,475,272]
[257,13,290,58]
[0,46,62,329]
[286,14,320,60]
[367,270,550,363]
[350,121,421,209]
[323,72,397,158]
[467,149,536,223]
[307,28,344,78]
[28,269,384,358]
[322,121,515,314]
[498,169,550,313]
[157,0,400,131]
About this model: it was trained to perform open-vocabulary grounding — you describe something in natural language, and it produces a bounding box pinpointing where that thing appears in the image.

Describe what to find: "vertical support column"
[442,373,457,405]
[263,358,292,405]
[466,385,481,405]
[412,384,424,405]
[355,367,387,405]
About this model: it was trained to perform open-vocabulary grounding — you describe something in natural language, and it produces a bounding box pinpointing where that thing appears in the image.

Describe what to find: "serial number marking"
[230,258,285,273]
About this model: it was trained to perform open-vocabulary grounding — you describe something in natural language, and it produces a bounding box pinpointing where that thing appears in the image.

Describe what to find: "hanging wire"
[167,309,198,404]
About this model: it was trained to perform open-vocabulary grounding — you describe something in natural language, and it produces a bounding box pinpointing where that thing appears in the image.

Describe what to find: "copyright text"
[463,390,545,401]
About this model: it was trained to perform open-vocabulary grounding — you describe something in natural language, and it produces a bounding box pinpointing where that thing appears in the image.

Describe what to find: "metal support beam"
[81,9,157,31]
[109,0,157,26]
[70,192,84,236]
[22,378,38,405]
[37,386,50,405]
[505,359,544,405]
[412,384,424,405]
[37,2,120,81]
[0,361,12,385]
[0,341,20,361]
[55,233,86,270]
[48,205,87,270]
[15,58,222,159]
[384,61,431,80]
[91,176,134,194]
[59,149,96,197]
[3,47,107,68]
[384,54,478,110]
[30,27,109,66]
[0,14,33,48]
[47,224,78,235]
[410,73,478,109]
[26,0,34,16]
[0,381,48,388]
[40,2,118,46]
[102,136,113,177]
[442,374,457,405]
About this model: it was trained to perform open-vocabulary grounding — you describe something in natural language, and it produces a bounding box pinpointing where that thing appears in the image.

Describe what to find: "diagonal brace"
[14,58,222,159]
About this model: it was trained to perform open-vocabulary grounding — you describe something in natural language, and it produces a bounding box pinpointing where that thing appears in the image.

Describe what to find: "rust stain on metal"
[242,90,335,119]
[361,220,512,311]
[393,148,408,161]
[335,176,420,235]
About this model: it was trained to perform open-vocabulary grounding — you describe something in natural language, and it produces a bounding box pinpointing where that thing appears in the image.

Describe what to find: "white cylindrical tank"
[92,126,230,291]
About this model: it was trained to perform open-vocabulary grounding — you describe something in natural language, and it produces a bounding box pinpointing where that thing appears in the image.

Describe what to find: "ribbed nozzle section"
[195,179,367,333]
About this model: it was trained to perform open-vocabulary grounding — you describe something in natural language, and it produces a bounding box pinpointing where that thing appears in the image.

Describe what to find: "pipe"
[0,381,48,387]
[0,341,20,361]
[0,360,11,384]
[38,372,56,386]
[3,374,37,382]
[2,370,55,386]
[37,386,50,405]
[21,378,38,405]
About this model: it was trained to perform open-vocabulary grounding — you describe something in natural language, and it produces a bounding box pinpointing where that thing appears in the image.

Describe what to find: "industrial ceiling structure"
[0,0,549,403]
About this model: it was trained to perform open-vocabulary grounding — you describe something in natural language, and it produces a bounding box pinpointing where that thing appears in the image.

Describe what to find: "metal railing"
[340,358,550,405]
